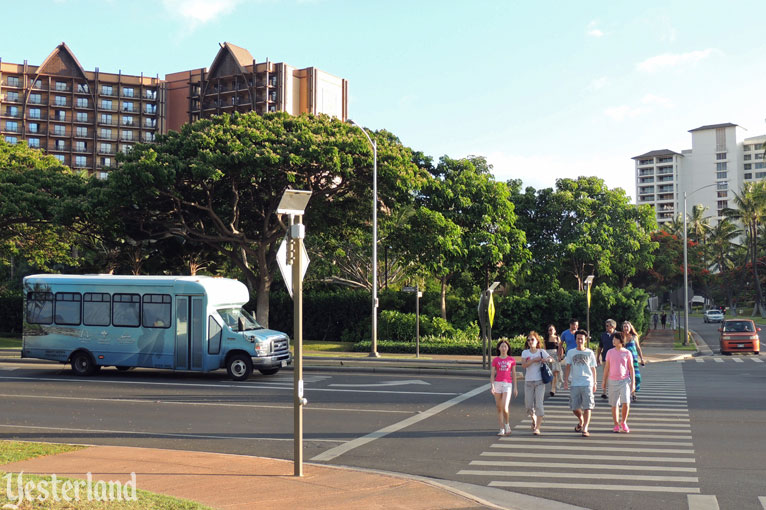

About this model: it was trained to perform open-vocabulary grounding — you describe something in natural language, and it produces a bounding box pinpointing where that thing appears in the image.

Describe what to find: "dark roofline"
[631,149,683,160]
[689,123,739,132]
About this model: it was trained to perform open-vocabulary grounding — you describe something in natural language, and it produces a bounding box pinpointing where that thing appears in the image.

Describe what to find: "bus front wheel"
[71,352,99,377]
[227,354,253,381]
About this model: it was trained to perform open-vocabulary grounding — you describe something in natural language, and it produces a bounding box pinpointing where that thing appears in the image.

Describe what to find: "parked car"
[719,319,760,355]
[703,309,724,323]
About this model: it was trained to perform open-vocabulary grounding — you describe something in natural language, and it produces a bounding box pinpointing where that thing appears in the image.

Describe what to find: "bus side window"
[113,293,141,327]
[55,292,82,325]
[27,292,53,324]
[208,316,222,354]
[143,294,171,328]
[83,293,111,326]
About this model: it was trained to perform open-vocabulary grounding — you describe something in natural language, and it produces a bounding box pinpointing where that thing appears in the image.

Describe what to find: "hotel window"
[101,99,113,110]
[121,130,133,141]
[145,89,156,99]
[101,157,112,167]
[716,153,726,160]
[100,128,112,139]
[756,153,764,160]
[7,76,20,87]
[745,163,752,170]
[755,162,766,169]
[54,96,67,106]
[54,154,65,163]
[745,154,752,161]
[6,106,19,117]
[144,104,156,114]
[122,116,135,126]
[100,114,113,124]
[717,182,728,190]
[101,85,113,95]
[32,80,42,89]
[6,91,19,102]
[122,87,134,97]
[76,126,88,137]
[5,121,18,132]
[76,97,88,108]
[75,155,87,167]
[718,200,728,209]
[28,108,40,119]
[4,136,18,144]
[77,83,89,93]
[144,132,155,142]
[744,145,752,151]
[77,112,89,123]
[745,173,753,180]
[55,140,65,150]
[717,191,728,198]
[55,110,66,121]
[122,102,135,112]
[75,141,86,152]
[27,138,40,148]
[144,118,156,127]
[716,162,727,171]
[29,93,42,104]
[100,143,112,153]
[120,144,132,154]
[716,171,727,179]
[53,125,66,136]
[28,123,39,133]
[55,81,67,91]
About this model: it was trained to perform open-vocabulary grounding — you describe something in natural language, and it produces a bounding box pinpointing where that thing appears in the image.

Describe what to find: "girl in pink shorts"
[491,339,518,436]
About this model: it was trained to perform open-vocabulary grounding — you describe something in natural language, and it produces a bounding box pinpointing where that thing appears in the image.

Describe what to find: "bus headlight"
[255,341,271,356]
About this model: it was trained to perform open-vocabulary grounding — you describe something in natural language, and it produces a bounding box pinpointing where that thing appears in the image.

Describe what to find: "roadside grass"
[0,336,21,349]
[297,341,441,358]
[0,441,212,510]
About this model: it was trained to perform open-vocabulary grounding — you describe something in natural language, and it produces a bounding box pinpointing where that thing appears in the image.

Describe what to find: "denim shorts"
[569,385,595,411]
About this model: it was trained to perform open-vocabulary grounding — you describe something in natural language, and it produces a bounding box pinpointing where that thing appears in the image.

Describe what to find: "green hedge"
[0,297,23,334]
[353,334,528,356]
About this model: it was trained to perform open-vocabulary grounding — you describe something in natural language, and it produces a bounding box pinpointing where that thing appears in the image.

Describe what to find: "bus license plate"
[281,360,287,367]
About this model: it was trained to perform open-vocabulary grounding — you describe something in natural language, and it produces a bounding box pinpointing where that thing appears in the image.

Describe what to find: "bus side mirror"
[238,316,245,332]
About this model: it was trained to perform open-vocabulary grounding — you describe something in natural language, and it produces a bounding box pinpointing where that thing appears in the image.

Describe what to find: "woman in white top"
[521,331,552,436]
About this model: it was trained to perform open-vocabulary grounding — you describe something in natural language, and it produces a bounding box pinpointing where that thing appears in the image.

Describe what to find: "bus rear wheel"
[227,354,253,381]
[71,352,99,376]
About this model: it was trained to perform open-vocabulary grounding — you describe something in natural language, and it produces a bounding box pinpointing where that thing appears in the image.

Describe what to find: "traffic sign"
[277,235,310,298]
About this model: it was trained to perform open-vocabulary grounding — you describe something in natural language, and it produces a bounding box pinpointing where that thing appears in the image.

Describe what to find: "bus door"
[175,295,204,371]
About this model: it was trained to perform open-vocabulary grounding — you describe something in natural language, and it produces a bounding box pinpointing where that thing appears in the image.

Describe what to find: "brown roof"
[688,123,738,132]
[223,42,254,68]
[631,149,683,160]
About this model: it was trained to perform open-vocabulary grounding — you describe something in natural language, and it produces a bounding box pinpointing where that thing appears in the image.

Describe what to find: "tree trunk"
[440,274,448,321]
[751,222,765,317]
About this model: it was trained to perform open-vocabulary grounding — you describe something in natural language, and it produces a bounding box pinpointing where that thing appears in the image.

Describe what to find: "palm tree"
[662,213,684,237]
[708,219,739,308]
[724,181,766,316]
[687,204,711,245]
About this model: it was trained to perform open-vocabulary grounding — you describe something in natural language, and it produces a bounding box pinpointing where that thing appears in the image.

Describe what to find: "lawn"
[0,441,212,509]
[0,336,21,348]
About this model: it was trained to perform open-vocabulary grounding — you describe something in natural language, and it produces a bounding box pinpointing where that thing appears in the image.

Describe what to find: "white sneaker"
[504,425,511,435]
[497,428,506,436]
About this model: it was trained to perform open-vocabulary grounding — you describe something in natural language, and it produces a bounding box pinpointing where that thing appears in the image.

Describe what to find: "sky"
[3,0,766,200]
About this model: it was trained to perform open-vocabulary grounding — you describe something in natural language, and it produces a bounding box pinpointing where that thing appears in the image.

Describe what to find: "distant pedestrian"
[563,329,598,437]
[596,319,617,399]
[671,311,677,330]
[490,339,518,436]
[522,331,551,436]
[602,332,635,433]
[621,321,645,401]
[558,319,579,362]
[652,313,659,330]
[661,312,667,329]
[544,324,563,396]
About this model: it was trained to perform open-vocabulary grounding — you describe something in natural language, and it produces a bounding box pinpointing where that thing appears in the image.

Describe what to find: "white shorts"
[493,381,513,394]
[608,378,631,407]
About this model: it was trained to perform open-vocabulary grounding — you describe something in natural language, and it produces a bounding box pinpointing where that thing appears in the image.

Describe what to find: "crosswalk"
[680,356,763,363]
[459,363,702,495]
[688,495,766,509]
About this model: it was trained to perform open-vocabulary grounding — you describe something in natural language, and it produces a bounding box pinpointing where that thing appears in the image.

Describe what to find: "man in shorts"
[563,330,597,437]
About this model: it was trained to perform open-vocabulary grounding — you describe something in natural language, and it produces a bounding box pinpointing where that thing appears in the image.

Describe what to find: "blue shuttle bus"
[22,274,291,381]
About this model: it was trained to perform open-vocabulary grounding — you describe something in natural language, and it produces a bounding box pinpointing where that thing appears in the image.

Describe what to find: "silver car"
[703,309,724,323]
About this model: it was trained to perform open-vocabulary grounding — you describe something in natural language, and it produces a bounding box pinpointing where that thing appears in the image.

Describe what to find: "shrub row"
[0,297,23,334]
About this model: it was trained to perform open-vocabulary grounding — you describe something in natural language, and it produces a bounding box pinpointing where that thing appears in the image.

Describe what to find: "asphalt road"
[1,326,765,510]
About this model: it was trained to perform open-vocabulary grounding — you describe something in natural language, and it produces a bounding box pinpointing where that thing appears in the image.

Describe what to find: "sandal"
[533,429,541,436]
[582,430,590,437]
[574,423,583,433]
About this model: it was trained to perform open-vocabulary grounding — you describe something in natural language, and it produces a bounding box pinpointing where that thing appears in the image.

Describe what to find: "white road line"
[0,423,342,442]
[534,415,691,423]
[489,481,699,493]
[310,382,489,462]
[480,452,696,463]
[713,358,724,363]
[499,438,694,446]
[471,460,697,472]
[490,444,694,454]
[511,431,693,439]
[753,358,764,363]
[688,494,719,510]
[0,392,413,414]
[0,375,458,396]
[696,358,705,363]
[758,496,766,509]
[458,470,698,483]
[732,358,744,363]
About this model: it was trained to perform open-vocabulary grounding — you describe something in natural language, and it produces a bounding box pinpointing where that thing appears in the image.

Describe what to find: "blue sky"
[3,0,766,199]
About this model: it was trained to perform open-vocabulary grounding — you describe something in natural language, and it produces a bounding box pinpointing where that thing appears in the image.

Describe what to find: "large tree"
[108,112,421,326]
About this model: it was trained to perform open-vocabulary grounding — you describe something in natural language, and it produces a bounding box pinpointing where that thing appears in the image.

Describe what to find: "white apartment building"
[634,123,766,226]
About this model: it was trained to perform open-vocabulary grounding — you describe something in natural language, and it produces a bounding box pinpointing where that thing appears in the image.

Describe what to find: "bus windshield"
[217,307,263,331]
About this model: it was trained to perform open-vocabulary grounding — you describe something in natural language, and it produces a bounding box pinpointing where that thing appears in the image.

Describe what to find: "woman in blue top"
[621,321,646,401]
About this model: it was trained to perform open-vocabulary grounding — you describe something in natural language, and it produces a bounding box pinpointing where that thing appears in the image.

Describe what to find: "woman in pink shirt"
[601,332,636,433]
[490,339,518,436]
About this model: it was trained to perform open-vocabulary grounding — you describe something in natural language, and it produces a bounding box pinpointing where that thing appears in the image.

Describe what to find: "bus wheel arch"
[70,350,100,377]
[226,352,253,381]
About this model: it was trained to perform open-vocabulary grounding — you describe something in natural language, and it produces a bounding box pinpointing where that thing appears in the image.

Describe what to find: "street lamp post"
[348,119,379,357]
[585,274,595,339]
[683,183,716,346]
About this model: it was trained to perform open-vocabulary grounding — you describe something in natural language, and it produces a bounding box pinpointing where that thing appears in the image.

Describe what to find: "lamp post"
[584,274,595,339]
[348,119,379,357]
[683,183,716,346]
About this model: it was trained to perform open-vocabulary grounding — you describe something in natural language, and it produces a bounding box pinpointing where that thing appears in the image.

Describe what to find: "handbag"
[539,351,553,384]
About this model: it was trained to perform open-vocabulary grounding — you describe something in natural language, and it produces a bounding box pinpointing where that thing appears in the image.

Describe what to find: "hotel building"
[633,123,766,226]
[1,42,348,177]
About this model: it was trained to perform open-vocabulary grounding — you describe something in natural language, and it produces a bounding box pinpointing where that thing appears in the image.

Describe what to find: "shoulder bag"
[539,351,553,384]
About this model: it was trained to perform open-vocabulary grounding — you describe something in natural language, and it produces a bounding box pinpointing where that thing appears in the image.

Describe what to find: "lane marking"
[688,494,719,510]
[490,444,694,454]
[0,393,413,414]
[696,358,705,363]
[713,358,724,363]
[753,358,764,363]
[732,358,744,363]
[481,452,695,463]
[758,496,766,509]
[499,438,694,446]
[0,423,342,442]
[489,481,699,493]
[458,470,698,483]
[471,460,696,472]
[311,383,489,462]
[510,431,692,439]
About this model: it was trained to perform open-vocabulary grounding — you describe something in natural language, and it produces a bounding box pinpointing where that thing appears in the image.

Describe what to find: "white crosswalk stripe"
[459,363,701,495]
[759,496,766,508]
[680,356,764,363]
[688,494,719,510]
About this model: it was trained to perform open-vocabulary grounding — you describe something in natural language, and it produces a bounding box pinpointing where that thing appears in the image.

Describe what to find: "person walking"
[490,339,518,436]
[652,313,659,330]
[596,319,617,399]
[660,312,667,329]
[563,329,598,437]
[602,332,636,433]
[522,331,551,436]
[558,319,579,362]
[621,321,645,401]
[544,324,563,396]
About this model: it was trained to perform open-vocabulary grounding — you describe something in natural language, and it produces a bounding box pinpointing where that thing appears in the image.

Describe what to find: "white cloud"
[586,20,604,37]
[587,77,608,91]
[161,0,241,26]
[636,49,721,73]
[641,93,674,108]
[604,105,645,121]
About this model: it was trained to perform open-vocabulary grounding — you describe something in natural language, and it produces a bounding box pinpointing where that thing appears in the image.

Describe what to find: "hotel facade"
[0,42,348,177]
[633,123,766,226]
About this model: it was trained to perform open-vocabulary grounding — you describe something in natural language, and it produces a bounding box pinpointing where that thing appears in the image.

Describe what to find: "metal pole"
[292,214,304,476]
[415,283,420,358]
[371,139,379,357]
[683,192,689,346]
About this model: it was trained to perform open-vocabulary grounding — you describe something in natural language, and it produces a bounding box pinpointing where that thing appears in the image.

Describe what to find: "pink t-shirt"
[492,356,516,383]
[606,348,633,381]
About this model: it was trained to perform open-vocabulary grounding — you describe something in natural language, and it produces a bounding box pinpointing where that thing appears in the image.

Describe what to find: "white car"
[703,309,724,323]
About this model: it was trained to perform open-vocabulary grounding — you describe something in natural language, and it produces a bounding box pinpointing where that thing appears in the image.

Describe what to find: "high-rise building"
[1,42,348,177]
[633,123,766,226]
